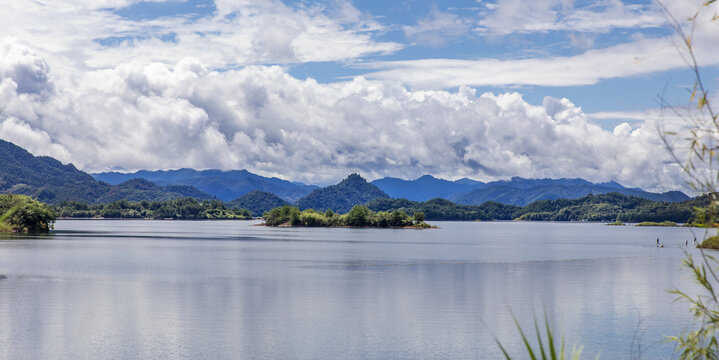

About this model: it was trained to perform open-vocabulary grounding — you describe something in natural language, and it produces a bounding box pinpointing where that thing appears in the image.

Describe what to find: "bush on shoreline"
[0,194,56,233]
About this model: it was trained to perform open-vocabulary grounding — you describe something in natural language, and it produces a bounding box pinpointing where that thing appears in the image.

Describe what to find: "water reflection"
[0,220,710,359]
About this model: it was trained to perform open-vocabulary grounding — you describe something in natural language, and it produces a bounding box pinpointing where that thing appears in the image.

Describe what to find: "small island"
[635,221,679,227]
[0,194,56,233]
[262,204,434,229]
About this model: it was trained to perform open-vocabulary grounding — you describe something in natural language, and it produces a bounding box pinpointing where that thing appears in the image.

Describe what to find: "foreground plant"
[669,252,719,359]
[493,314,590,360]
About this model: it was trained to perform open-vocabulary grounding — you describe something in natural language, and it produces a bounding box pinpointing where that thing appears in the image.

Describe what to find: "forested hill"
[296,174,389,213]
[227,190,289,217]
[365,192,700,223]
[0,140,213,204]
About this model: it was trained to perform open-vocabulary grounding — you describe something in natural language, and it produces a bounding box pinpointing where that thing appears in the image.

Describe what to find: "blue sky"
[0,0,717,190]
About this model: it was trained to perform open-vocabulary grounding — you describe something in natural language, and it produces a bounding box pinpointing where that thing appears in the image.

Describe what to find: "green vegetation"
[0,194,55,233]
[0,139,214,204]
[367,197,522,220]
[227,190,289,217]
[668,253,719,358]
[493,314,587,360]
[697,235,719,250]
[635,221,678,227]
[54,198,251,220]
[367,192,698,223]
[606,220,625,226]
[296,174,389,213]
[263,204,432,228]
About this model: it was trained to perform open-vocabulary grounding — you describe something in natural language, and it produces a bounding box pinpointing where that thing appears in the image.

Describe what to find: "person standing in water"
[657,237,660,246]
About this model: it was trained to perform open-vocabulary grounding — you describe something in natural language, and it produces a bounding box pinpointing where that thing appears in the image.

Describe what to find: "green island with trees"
[263,204,433,228]
[0,194,56,233]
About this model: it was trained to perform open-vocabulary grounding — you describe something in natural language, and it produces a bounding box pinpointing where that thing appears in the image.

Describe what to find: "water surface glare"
[0,220,711,359]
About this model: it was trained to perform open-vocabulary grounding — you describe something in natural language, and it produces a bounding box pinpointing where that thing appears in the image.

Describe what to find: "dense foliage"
[513,193,695,222]
[227,190,289,217]
[367,192,699,222]
[366,197,521,220]
[54,198,251,220]
[263,204,431,228]
[0,194,56,233]
[296,174,389,213]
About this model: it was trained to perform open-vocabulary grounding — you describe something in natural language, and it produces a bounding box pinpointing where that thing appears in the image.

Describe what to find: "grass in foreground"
[493,313,589,360]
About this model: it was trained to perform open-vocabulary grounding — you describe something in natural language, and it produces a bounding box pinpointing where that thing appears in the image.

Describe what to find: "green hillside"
[228,190,289,217]
[296,174,389,213]
[366,192,700,223]
[0,140,213,204]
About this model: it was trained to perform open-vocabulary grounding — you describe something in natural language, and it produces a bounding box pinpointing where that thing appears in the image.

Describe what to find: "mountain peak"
[297,173,388,213]
[341,173,367,184]
[416,174,438,181]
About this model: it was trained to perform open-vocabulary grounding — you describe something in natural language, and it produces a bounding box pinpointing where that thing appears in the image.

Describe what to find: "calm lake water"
[0,220,713,359]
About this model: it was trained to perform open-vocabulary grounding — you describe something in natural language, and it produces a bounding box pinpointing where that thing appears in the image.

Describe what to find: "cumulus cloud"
[0,38,688,191]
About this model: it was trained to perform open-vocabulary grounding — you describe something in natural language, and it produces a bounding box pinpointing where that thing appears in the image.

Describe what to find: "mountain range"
[93,169,317,202]
[446,177,689,206]
[370,175,485,201]
[370,175,688,205]
[0,139,213,204]
[0,139,691,213]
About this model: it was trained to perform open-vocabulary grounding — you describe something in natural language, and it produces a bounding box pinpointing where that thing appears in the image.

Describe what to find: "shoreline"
[255,223,439,229]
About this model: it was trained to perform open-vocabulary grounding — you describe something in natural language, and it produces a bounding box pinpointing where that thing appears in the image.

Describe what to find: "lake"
[0,220,712,359]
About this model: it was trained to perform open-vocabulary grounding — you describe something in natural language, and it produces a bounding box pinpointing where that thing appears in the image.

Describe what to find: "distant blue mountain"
[448,177,689,206]
[371,174,485,201]
[93,169,317,202]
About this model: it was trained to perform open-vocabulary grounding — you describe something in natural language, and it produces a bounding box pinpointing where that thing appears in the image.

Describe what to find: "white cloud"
[476,0,665,35]
[0,0,401,74]
[0,38,689,191]
[360,22,719,89]
[403,7,472,47]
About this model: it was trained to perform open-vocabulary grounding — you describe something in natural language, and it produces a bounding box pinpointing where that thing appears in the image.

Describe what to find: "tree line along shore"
[2,191,718,237]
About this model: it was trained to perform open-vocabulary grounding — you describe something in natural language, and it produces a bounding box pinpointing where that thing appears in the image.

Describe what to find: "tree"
[346,205,370,226]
